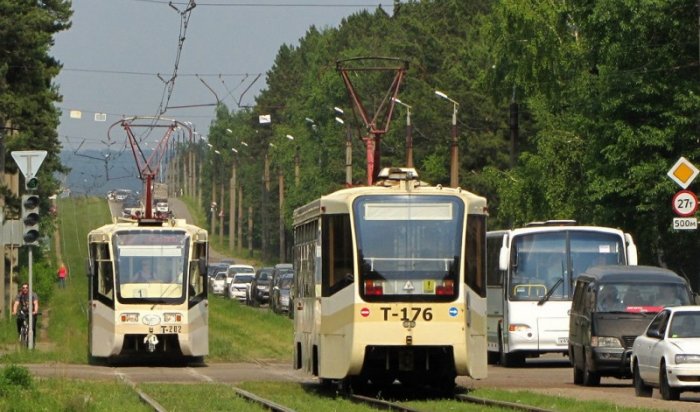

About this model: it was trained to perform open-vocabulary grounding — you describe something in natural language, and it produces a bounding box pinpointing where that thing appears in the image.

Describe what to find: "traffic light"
[25,176,38,191]
[21,194,40,246]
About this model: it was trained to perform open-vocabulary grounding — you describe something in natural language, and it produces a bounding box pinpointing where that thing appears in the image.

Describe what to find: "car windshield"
[280,276,293,288]
[596,283,690,313]
[669,312,700,338]
[233,274,254,283]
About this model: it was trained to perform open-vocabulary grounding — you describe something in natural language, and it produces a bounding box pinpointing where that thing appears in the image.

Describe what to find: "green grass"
[404,388,662,412]
[142,383,267,411]
[208,297,293,361]
[0,367,150,411]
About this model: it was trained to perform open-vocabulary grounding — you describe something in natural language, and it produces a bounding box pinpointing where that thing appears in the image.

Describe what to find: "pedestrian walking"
[57,262,68,288]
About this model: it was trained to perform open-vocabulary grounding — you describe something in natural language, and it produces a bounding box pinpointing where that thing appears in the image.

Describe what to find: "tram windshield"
[354,195,464,302]
[113,231,189,302]
[509,231,625,301]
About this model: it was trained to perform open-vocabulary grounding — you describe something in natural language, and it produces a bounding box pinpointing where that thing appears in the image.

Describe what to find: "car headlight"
[591,336,622,348]
[675,354,700,364]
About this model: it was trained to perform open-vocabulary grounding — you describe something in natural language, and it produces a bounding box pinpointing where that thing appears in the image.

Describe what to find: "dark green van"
[569,265,693,386]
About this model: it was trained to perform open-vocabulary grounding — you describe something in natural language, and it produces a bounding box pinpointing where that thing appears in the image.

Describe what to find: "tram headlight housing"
[120,313,139,322]
[591,336,622,348]
[163,313,182,323]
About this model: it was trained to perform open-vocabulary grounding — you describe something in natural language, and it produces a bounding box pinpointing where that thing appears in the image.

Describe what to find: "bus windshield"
[354,195,464,302]
[113,231,189,302]
[510,230,625,301]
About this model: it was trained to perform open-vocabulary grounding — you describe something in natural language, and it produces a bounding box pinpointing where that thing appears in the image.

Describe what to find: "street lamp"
[435,90,460,187]
[392,97,413,168]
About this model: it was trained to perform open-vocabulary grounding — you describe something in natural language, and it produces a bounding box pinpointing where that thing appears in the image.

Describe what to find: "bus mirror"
[85,258,94,277]
[498,246,510,271]
[199,259,207,277]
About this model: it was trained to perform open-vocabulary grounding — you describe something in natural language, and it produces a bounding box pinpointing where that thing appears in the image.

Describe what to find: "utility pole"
[229,155,237,250]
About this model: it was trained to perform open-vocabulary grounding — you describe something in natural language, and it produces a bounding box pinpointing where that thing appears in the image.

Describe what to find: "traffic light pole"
[28,247,34,350]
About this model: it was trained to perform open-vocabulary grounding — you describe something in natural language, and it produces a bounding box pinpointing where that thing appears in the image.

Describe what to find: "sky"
[51,0,391,156]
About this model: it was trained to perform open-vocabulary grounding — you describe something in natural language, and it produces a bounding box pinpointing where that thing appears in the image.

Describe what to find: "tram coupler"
[144,330,159,352]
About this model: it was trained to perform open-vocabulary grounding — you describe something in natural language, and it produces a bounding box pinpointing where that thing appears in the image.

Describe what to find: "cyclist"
[11,282,39,344]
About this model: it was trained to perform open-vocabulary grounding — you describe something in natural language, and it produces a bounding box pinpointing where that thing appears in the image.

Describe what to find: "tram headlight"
[163,313,182,323]
[436,280,454,295]
[120,313,139,323]
[364,280,384,295]
[591,336,622,348]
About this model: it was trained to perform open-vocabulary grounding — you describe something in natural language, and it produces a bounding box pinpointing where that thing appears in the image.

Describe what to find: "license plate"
[160,325,182,334]
[557,337,568,345]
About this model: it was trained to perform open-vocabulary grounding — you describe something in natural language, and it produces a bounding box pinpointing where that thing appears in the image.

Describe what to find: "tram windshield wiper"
[538,277,563,306]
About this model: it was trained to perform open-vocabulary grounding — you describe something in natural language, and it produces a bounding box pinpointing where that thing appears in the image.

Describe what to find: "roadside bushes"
[0,364,33,395]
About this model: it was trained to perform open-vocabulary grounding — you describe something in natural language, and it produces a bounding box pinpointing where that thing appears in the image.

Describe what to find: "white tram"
[292,168,488,390]
[87,217,209,363]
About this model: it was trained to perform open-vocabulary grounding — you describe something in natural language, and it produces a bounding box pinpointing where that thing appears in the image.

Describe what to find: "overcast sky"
[51,0,389,154]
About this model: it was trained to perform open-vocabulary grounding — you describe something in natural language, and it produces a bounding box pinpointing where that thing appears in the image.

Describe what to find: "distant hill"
[59,149,144,196]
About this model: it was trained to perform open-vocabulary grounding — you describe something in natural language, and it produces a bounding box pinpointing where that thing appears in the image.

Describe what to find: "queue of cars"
[566,264,700,400]
[207,260,294,317]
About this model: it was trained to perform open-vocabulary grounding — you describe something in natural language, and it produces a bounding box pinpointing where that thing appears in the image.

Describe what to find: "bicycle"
[17,310,39,348]
[17,310,29,348]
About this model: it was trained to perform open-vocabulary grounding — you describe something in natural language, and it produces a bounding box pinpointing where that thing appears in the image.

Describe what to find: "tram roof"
[88,218,208,239]
[293,178,487,226]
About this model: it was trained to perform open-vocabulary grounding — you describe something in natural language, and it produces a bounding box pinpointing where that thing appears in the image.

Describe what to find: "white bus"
[87,217,209,363]
[486,221,637,366]
[292,168,488,392]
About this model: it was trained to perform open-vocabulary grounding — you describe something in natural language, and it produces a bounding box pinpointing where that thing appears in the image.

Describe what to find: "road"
[459,356,700,411]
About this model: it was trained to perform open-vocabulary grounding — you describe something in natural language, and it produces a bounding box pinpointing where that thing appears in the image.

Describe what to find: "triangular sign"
[11,150,47,179]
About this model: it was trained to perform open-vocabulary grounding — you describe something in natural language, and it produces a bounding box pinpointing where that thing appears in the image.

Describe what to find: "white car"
[228,273,254,301]
[631,305,700,400]
[209,272,227,295]
[225,264,255,288]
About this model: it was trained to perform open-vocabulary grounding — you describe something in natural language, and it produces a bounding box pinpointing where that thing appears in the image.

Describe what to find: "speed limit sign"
[672,190,698,217]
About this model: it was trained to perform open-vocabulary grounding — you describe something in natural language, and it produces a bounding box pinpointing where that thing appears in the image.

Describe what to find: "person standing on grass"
[57,262,68,288]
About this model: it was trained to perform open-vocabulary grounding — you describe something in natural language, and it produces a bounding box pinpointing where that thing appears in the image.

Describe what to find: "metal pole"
[345,126,353,186]
[449,103,459,188]
[28,247,34,349]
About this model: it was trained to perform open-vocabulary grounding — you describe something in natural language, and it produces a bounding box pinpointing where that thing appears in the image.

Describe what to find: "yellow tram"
[292,168,488,391]
[87,216,209,363]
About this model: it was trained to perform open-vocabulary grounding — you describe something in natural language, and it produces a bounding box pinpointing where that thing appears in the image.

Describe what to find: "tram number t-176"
[380,307,433,322]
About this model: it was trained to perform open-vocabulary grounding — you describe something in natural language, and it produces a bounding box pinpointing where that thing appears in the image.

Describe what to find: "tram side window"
[91,242,114,302]
[189,241,207,298]
[322,214,353,297]
[294,220,318,299]
[465,214,487,298]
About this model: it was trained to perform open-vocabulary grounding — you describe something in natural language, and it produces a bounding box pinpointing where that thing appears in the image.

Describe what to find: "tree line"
[2,1,698,288]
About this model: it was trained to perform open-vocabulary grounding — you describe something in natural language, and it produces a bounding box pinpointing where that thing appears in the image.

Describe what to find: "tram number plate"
[380,307,433,322]
[160,325,182,334]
